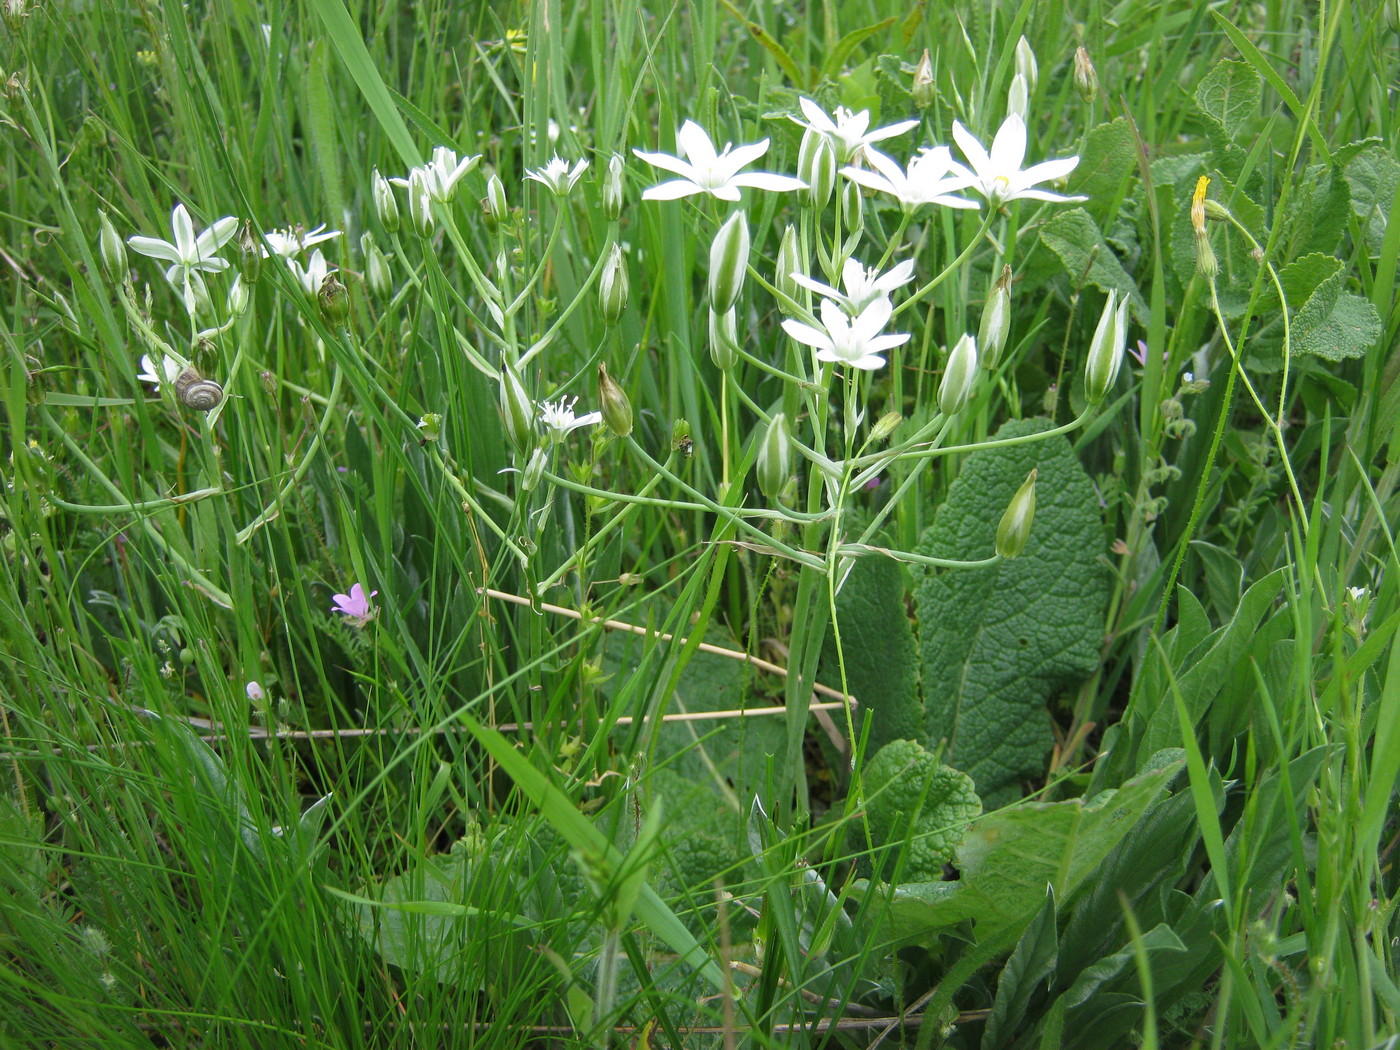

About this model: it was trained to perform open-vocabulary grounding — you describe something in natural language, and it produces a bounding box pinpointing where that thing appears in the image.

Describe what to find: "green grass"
[1,0,1398,1047]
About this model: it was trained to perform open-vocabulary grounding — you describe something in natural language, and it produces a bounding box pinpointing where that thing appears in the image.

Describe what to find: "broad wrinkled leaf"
[1194,59,1261,141]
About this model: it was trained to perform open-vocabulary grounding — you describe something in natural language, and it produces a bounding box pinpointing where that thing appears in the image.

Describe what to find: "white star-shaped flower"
[288,249,333,296]
[781,297,910,371]
[841,146,979,210]
[260,223,342,259]
[789,258,916,315]
[136,353,183,392]
[524,154,590,196]
[950,114,1086,205]
[127,203,238,312]
[391,146,481,203]
[794,97,918,165]
[633,119,807,202]
[538,396,603,442]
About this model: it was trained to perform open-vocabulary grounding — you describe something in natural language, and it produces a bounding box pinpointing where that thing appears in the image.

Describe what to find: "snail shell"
[174,366,224,411]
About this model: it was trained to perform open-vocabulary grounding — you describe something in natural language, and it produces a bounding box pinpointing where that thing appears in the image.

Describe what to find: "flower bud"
[416,412,442,442]
[98,211,126,280]
[407,168,434,236]
[1084,289,1129,404]
[317,271,349,324]
[1007,72,1029,123]
[979,265,1012,369]
[601,153,625,221]
[938,333,978,416]
[483,172,508,230]
[870,411,902,443]
[708,211,750,313]
[709,306,739,370]
[798,127,837,211]
[521,446,548,492]
[995,469,1037,559]
[237,219,263,283]
[841,179,864,230]
[372,168,399,234]
[362,233,393,297]
[1015,36,1038,95]
[1191,177,1217,279]
[597,362,633,437]
[598,243,629,326]
[775,224,804,308]
[226,274,249,317]
[1073,47,1098,103]
[499,365,534,454]
[911,49,935,109]
[756,412,792,501]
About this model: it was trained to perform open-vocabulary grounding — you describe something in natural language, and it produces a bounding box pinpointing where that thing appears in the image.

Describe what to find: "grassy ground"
[1,0,1398,1047]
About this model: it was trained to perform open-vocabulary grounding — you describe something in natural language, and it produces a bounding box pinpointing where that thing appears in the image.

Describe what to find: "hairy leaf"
[1067,118,1136,226]
[1194,59,1261,141]
[915,418,1109,805]
[1040,208,1148,320]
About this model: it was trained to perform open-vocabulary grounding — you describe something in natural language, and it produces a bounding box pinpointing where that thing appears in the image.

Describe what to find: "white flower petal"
[641,179,704,201]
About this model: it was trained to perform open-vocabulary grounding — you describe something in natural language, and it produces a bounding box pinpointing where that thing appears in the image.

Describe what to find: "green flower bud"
[601,153,625,221]
[499,365,534,454]
[483,172,508,230]
[1084,290,1129,403]
[709,306,739,370]
[407,169,434,236]
[798,127,837,211]
[598,243,629,327]
[938,333,978,416]
[521,446,548,492]
[1007,72,1029,123]
[1073,47,1099,103]
[841,179,864,231]
[870,411,902,443]
[362,233,393,298]
[237,219,263,283]
[1015,36,1038,95]
[98,210,126,280]
[708,211,750,313]
[978,265,1012,369]
[775,224,804,308]
[317,271,349,325]
[756,412,792,501]
[911,49,935,109]
[597,362,633,437]
[996,469,1037,559]
[372,168,399,234]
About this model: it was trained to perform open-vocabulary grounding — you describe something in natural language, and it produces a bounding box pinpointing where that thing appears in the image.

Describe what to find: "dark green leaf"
[983,887,1059,1049]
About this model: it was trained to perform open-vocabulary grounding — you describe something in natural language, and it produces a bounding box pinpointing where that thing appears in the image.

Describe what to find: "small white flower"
[260,223,341,259]
[790,258,916,315]
[246,681,265,702]
[127,203,239,312]
[794,97,918,165]
[950,114,1086,205]
[538,396,603,442]
[1347,586,1369,602]
[1183,371,1194,384]
[136,353,183,392]
[288,249,333,296]
[841,146,979,210]
[781,297,910,372]
[524,154,590,196]
[633,119,807,202]
[392,146,481,203]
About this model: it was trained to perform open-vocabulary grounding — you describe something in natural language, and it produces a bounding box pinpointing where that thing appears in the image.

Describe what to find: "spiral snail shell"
[174,366,224,411]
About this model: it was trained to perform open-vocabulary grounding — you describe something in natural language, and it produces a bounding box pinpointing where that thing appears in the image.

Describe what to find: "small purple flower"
[1128,340,1169,368]
[864,475,882,492]
[332,582,378,627]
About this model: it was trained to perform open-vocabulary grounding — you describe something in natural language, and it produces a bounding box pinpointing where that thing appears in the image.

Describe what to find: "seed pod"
[237,219,263,283]
[318,271,349,325]
[708,211,749,313]
[98,211,126,280]
[995,469,1037,559]
[1073,47,1099,103]
[175,366,223,411]
[597,362,633,437]
[911,49,935,109]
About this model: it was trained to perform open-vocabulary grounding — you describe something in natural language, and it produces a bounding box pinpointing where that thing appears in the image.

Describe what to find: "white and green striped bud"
[521,446,548,492]
[756,412,792,502]
[841,179,864,231]
[1007,72,1029,123]
[362,233,393,298]
[372,168,399,234]
[226,274,249,318]
[978,265,1012,369]
[798,127,837,211]
[1084,290,1129,403]
[775,224,804,308]
[98,211,126,280]
[708,211,749,313]
[938,333,978,416]
[407,168,434,236]
[1015,36,1038,95]
[709,306,739,370]
[597,362,633,437]
[601,153,625,221]
[996,469,1037,559]
[499,365,534,453]
[598,243,629,326]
